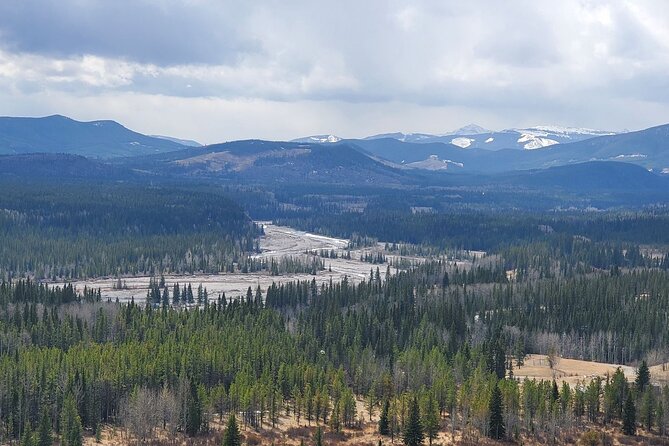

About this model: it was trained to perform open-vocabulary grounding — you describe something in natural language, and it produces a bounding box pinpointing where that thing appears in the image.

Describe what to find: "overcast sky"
[1,0,668,143]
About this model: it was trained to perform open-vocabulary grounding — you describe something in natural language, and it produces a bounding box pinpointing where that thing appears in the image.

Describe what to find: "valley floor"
[56,223,458,302]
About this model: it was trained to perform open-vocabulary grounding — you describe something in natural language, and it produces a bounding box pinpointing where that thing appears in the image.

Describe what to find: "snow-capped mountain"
[366,124,490,145]
[291,134,342,143]
[364,125,621,151]
[450,124,491,135]
[353,123,669,173]
[511,126,617,150]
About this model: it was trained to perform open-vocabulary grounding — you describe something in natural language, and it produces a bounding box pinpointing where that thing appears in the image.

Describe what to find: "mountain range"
[0,114,667,197]
[297,124,618,151]
[350,124,669,173]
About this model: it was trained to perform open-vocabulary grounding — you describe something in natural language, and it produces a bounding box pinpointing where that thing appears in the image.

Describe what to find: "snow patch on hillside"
[614,153,647,159]
[292,135,342,143]
[406,155,464,170]
[310,135,341,143]
[451,137,474,148]
[517,134,559,150]
[527,126,617,137]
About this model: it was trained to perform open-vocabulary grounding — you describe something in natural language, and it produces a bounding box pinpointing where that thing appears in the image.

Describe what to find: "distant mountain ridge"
[352,123,669,173]
[291,135,342,143]
[0,114,666,181]
[0,115,191,158]
[362,124,619,151]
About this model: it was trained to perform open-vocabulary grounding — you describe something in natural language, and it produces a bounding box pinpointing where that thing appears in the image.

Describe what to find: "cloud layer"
[1,0,668,142]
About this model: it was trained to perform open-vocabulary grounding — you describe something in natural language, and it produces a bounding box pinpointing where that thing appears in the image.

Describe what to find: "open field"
[514,354,647,386]
[55,222,457,302]
[515,355,669,388]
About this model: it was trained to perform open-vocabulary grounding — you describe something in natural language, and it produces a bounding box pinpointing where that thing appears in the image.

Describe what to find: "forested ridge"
[0,180,259,280]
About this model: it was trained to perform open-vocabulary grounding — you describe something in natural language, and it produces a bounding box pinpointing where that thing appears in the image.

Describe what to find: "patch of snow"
[517,134,559,150]
[485,137,494,143]
[129,141,141,146]
[451,137,474,148]
[614,153,647,159]
[444,159,464,168]
[527,125,617,136]
[407,133,434,141]
[662,168,669,175]
[405,155,464,170]
[294,135,342,143]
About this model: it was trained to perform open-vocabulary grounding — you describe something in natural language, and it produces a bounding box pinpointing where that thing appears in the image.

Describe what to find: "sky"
[1,0,668,143]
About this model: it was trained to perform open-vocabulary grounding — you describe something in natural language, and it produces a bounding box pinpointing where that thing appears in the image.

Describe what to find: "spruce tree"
[640,389,654,431]
[488,383,505,440]
[37,406,52,446]
[493,342,506,380]
[379,399,390,436]
[161,286,170,308]
[423,394,439,446]
[60,393,83,446]
[623,394,636,436]
[185,381,202,436]
[172,283,180,306]
[20,421,33,446]
[314,426,323,446]
[403,397,424,446]
[636,360,651,393]
[222,414,241,446]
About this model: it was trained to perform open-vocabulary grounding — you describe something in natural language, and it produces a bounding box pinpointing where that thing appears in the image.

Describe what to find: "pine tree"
[640,389,655,431]
[493,341,506,380]
[60,393,83,446]
[551,380,559,403]
[173,283,180,306]
[422,394,439,446]
[636,360,651,393]
[622,394,636,436]
[187,284,194,304]
[379,399,390,436]
[37,406,52,446]
[314,426,323,446]
[185,381,202,436]
[222,414,241,446]
[161,286,170,307]
[488,383,505,440]
[20,421,33,446]
[403,397,424,446]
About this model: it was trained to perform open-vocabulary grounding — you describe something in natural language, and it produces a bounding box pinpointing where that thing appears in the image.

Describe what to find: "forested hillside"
[3,250,669,445]
[0,180,259,279]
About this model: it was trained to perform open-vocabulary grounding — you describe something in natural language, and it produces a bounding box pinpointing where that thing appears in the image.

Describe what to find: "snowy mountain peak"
[291,134,342,144]
[518,126,618,137]
[451,124,491,135]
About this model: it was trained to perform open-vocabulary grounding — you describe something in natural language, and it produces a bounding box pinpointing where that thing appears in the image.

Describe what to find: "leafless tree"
[120,387,161,442]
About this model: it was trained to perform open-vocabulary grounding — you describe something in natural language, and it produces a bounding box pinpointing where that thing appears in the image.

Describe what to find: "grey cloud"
[0,0,261,65]
[0,0,668,138]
